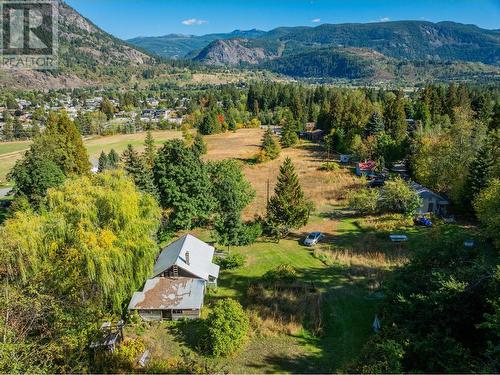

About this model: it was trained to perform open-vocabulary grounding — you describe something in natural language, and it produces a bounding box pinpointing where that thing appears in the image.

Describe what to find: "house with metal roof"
[410,182,449,216]
[153,234,219,287]
[128,234,219,321]
[128,277,205,321]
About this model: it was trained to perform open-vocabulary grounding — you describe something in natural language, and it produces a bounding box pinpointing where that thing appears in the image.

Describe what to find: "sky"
[65,0,500,40]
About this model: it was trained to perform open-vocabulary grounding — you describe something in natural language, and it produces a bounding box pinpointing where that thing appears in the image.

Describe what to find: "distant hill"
[0,1,155,89]
[129,20,500,83]
[128,29,266,59]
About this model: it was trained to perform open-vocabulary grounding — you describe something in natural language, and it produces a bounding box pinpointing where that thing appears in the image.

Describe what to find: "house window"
[172,309,183,314]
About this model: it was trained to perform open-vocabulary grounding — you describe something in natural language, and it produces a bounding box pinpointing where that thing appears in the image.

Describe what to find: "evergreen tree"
[143,130,156,169]
[192,132,207,157]
[281,119,299,148]
[365,111,385,137]
[107,149,120,169]
[121,144,157,197]
[464,143,494,206]
[99,97,114,120]
[13,117,24,139]
[97,151,109,172]
[2,119,13,141]
[258,128,281,162]
[384,93,407,142]
[266,157,311,239]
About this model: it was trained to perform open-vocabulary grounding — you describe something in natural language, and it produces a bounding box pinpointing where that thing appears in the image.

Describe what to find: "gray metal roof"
[410,182,449,204]
[152,234,220,280]
[128,277,205,311]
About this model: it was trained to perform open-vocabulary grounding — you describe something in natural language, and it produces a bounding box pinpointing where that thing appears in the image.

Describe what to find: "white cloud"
[379,17,390,22]
[181,18,208,26]
[312,18,321,23]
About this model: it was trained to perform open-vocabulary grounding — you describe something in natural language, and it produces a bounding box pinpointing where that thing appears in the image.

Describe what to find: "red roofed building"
[356,160,377,177]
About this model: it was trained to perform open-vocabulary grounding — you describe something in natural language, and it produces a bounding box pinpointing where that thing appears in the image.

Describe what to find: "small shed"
[90,321,124,352]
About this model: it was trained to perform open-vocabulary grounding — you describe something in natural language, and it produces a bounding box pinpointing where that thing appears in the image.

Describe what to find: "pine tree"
[365,111,385,137]
[98,151,109,172]
[121,144,157,197]
[2,119,13,141]
[258,128,281,162]
[13,117,24,140]
[281,120,299,148]
[266,157,311,239]
[192,132,207,157]
[464,143,494,206]
[107,149,120,169]
[143,130,156,169]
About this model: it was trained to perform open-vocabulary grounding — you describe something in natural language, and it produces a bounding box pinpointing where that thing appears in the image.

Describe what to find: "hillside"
[0,1,155,89]
[129,20,500,82]
[128,29,266,59]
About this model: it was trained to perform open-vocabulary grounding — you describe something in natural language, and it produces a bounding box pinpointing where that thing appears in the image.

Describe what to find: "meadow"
[122,128,483,373]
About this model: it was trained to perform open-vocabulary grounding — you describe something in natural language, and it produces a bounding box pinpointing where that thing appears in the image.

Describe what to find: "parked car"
[414,216,432,227]
[303,232,324,246]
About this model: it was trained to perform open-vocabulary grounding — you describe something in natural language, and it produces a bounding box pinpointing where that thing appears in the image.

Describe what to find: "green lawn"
[0,141,31,155]
[130,211,385,373]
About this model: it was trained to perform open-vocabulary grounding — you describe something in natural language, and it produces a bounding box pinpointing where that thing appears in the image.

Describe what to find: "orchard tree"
[266,157,312,238]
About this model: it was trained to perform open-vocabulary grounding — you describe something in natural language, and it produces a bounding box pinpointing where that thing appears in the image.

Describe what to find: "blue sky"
[65,0,500,40]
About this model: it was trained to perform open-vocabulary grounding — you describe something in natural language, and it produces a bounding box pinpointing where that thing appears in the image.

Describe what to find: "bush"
[348,188,379,214]
[263,264,298,282]
[378,177,422,216]
[319,161,340,171]
[203,299,249,357]
[214,253,246,270]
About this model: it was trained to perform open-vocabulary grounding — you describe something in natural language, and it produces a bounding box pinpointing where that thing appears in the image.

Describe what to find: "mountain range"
[1,1,499,89]
[130,21,500,82]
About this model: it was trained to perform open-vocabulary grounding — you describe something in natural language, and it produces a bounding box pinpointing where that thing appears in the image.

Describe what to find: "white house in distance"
[128,234,220,321]
[411,182,449,216]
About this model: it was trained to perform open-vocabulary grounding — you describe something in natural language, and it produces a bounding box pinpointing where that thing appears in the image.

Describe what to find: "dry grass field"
[203,128,363,219]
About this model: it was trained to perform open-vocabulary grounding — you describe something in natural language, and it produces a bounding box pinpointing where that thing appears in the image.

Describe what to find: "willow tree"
[0,170,161,311]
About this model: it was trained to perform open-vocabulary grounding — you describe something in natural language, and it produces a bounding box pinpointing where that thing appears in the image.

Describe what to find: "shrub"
[378,177,422,216]
[319,161,340,171]
[263,264,298,282]
[348,188,379,214]
[214,253,246,270]
[203,299,249,357]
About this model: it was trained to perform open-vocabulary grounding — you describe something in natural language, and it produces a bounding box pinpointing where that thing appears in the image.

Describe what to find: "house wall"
[137,310,162,322]
[136,309,200,321]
